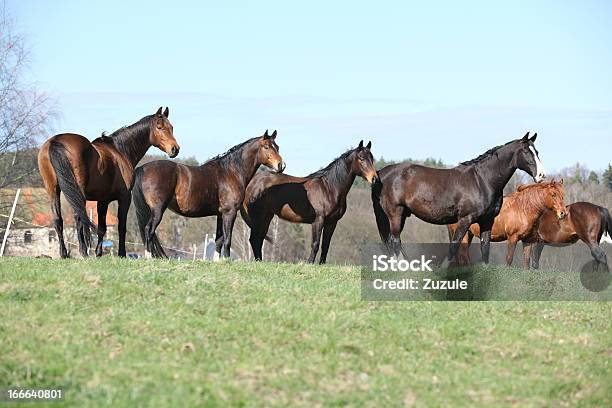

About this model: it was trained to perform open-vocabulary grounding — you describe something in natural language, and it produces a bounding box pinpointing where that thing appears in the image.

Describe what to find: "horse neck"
[473,147,517,193]
[113,122,152,167]
[322,155,357,200]
[236,142,263,186]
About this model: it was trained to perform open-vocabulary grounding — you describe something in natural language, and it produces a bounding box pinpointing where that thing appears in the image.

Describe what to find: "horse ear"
[530,133,537,142]
[271,130,277,139]
[263,129,270,139]
[517,184,527,192]
[522,131,530,141]
[366,141,372,149]
[559,178,564,184]
[163,107,169,118]
[358,140,364,150]
[156,106,163,116]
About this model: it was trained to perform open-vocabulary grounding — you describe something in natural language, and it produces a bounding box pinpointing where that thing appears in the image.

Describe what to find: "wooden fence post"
[0,188,21,257]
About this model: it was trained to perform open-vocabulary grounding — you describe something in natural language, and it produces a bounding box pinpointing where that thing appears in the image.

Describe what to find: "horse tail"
[132,168,167,258]
[48,141,96,256]
[240,200,273,243]
[371,179,390,245]
[600,206,612,244]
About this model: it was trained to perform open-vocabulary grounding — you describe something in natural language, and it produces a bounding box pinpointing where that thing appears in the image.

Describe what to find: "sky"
[7,0,612,175]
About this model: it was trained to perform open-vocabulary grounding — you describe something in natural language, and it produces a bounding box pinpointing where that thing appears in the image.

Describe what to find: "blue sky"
[8,0,612,174]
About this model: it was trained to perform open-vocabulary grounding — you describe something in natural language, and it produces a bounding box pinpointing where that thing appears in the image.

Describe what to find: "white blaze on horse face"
[601,231,612,245]
[529,146,546,182]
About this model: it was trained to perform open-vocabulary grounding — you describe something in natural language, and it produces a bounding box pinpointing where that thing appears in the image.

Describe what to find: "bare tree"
[0,9,56,190]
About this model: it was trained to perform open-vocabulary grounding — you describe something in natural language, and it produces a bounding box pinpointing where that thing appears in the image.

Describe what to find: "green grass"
[0,258,610,407]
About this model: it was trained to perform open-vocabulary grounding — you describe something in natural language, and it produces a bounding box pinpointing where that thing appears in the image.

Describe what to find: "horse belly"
[172,191,218,218]
[402,180,465,225]
[410,201,458,225]
[278,204,315,224]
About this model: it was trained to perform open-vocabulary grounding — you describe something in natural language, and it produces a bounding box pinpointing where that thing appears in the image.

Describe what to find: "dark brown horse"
[531,202,612,271]
[447,180,567,268]
[38,107,179,258]
[132,130,284,258]
[242,141,377,264]
[372,132,546,263]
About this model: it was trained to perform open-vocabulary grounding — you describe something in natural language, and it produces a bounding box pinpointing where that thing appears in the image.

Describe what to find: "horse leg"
[319,221,338,265]
[458,230,473,266]
[478,219,494,264]
[587,242,609,272]
[449,217,474,263]
[522,242,533,270]
[145,205,165,257]
[387,207,404,258]
[215,216,223,255]
[531,242,544,269]
[95,201,109,257]
[51,187,69,258]
[221,208,238,258]
[249,213,273,261]
[505,236,518,267]
[307,216,325,264]
[117,195,131,258]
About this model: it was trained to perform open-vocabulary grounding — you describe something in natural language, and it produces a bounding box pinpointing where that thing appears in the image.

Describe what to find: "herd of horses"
[37,107,612,271]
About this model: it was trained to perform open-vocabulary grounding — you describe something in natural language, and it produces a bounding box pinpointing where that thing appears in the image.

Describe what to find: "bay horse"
[241,140,377,264]
[531,202,612,271]
[132,130,284,258]
[37,107,179,258]
[372,132,546,263]
[447,180,567,268]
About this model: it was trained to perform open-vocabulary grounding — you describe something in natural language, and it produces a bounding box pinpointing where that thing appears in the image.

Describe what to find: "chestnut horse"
[133,130,284,258]
[372,132,546,263]
[242,141,377,264]
[531,202,612,271]
[447,180,567,268]
[38,107,179,258]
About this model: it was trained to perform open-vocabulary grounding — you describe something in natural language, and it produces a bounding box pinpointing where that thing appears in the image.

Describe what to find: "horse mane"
[204,136,259,169]
[307,148,355,183]
[94,115,153,164]
[508,182,561,212]
[459,140,516,166]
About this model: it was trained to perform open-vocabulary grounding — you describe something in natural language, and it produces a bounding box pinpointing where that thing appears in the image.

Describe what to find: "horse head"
[257,130,285,173]
[150,107,180,158]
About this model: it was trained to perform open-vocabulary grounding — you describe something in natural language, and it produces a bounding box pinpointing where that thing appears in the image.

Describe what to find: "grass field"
[0,258,610,407]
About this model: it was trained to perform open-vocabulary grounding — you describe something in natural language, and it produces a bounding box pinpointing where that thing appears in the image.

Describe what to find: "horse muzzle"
[534,172,546,183]
[557,209,568,220]
[168,145,180,158]
[276,162,286,173]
